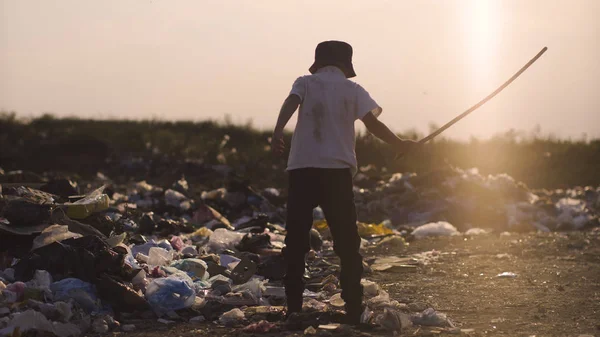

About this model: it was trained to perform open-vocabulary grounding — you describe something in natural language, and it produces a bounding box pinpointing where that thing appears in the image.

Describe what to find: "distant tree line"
[1,112,599,189]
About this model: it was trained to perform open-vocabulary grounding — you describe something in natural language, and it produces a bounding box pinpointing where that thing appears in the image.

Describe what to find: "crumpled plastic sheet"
[0,309,81,337]
[219,308,245,326]
[411,308,454,327]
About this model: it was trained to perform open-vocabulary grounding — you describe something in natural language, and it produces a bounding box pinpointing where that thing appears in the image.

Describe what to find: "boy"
[272,40,419,324]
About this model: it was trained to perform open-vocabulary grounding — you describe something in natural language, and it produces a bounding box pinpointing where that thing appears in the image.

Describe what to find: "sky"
[1,0,599,140]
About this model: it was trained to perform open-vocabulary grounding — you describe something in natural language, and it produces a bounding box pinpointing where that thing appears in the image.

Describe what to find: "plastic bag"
[367,290,390,309]
[145,275,195,314]
[26,270,53,289]
[231,278,266,299]
[64,186,110,219]
[130,241,159,257]
[33,301,73,323]
[312,219,329,232]
[207,228,244,253]
[219,308,245,326]
[303,298,327,311]
[411,222,460,239]
[181,245,198,256]
[50,278,99,313]
[201,188,227,201]
[105,232,127,247]
[157,239,173,251]
[131,270,148,290]
[147,247,174,266]
[31,225,82,250]
[165,189,189,210]
[190,227,213,239]
[243,320,278,333]
[219,254,241,268]
[264,286,285,298]
[207,274,231,288]
[6,282,25,301]
[361,279,380,297]
[329,293,345,307]
[170,258,208,279]
[361,306,374,324]
[0,309,81,337]
[170,236,185,251]
[376,308,411,331]
[411,308,453,327]
[357,222,394,238]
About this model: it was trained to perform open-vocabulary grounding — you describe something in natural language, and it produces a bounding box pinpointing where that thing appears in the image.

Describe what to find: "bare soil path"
[115,230,600,337]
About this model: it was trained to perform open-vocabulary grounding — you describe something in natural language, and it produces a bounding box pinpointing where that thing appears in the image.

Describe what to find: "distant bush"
[0,113,599,189]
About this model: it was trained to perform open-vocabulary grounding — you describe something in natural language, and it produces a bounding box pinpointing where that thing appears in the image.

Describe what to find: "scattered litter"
[361,279,380,297]
[243,320,278,333]
[147,247,174,266]
[219,308,245,326]
[412,308,454,327]
[465,228,488,236]
[357,222,394,238]
[32,225,82,250]
[0,309,81,337]
[304,326,317,335]
[496,272,518,278]
[412,222,460,239]
[318,323,340,330]
[376,308,411,331]
[63,186,110,219]
[1,163,597,337]
[50,278,99,313]
[329,293,345,307]
[145,275,195,313]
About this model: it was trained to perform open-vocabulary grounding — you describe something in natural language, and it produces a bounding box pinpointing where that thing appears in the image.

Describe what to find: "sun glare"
[465,1,498,89]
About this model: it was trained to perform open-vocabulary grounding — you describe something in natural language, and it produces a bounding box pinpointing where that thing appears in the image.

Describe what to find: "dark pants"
[284,168,364,314]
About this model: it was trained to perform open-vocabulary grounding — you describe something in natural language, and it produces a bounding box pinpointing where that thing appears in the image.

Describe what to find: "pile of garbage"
[354,166,600,232]
[0,166,598,336]
[0,172,447,336]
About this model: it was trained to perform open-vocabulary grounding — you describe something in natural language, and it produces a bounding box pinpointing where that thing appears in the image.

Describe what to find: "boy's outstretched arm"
[361,112,420,154]
[272,94,301,156]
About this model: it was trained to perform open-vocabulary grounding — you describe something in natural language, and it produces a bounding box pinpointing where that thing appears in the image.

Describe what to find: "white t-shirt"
[287,66,382,176]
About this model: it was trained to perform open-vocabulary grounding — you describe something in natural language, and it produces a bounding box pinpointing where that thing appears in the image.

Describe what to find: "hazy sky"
[1,0,599,139]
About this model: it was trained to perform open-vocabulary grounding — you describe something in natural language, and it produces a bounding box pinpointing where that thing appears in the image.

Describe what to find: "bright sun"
[466,0,498,88]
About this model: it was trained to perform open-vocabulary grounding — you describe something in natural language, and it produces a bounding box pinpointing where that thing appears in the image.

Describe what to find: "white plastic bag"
[361,279,380,297]
[0,309,81,337]
[147,247,174,266]
[367,290,390,309]
[411,222,460,239]
[231,278,266,299]
[32,225,82,250]
[219,308,245,326]
[207,229,244,253]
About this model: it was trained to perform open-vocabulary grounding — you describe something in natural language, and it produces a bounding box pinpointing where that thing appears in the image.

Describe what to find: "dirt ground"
[113,230,600,337]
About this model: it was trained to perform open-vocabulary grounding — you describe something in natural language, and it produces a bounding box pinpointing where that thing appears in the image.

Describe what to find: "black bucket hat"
[309,40,356,78]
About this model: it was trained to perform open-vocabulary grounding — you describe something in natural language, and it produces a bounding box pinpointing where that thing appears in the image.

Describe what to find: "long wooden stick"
[419,46,548,144]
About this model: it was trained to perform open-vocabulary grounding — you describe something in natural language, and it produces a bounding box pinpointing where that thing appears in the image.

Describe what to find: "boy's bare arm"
[272,94,301,155]
[361,112,420,154]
